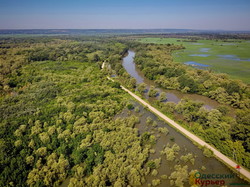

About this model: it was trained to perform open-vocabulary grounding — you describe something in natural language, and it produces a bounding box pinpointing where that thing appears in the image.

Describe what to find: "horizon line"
[1,28,250,32]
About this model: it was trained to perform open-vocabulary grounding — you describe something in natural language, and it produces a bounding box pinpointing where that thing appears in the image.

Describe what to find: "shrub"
[127,103,134,110]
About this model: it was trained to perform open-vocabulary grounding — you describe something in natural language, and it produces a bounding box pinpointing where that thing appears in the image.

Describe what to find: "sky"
[0,0,250,30]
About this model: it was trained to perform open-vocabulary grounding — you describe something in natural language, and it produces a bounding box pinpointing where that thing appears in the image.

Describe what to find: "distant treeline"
[1,29,250,37]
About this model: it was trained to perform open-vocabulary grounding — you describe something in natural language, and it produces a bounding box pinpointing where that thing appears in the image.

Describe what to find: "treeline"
[132,33,250,40]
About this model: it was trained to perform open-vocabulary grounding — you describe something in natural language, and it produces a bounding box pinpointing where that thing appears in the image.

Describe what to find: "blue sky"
[0,0,250,30]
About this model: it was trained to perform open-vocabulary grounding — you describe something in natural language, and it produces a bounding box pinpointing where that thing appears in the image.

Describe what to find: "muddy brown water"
[117,103,248,186]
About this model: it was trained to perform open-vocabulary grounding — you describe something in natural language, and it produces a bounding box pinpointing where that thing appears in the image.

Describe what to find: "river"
[122,50,221,110]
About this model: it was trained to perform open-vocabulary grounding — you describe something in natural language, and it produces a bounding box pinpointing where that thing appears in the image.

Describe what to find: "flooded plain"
[116,103,248,186]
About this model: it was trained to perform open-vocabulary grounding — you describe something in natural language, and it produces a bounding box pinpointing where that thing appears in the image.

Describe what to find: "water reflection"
[122,51,144,84]
[200,48,210,52]
[184,61,210,67]
[218,55,250,61]
[189,54,210,57]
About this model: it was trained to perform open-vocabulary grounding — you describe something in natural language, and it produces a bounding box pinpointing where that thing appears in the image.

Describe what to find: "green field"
[139,38,250,84]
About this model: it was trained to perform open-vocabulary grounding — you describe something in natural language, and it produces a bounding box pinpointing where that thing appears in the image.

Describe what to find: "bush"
[158,127,169,135]
[149,86,158,97]
[127,103,134,110]
[161,175,168,180]
[152,179,161,186]
[110,81,121,88]
[147,161,156,169]
[151,169,158,176]
[203,146,213,157]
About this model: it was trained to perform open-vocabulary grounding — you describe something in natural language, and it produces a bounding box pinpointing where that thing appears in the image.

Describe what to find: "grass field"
[139,38,250,84]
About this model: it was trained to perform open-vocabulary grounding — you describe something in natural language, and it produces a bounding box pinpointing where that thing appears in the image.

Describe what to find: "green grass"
[139,38,250,84]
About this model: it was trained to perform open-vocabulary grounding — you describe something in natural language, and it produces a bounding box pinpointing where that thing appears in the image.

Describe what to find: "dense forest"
[0,35,250,186]
[0,37,150,186]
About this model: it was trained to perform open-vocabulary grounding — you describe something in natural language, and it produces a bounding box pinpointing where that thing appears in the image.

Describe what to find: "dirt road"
[118,83,250,181]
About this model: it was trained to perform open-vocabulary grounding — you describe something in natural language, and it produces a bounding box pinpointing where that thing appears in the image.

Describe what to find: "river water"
[122,50,221,110]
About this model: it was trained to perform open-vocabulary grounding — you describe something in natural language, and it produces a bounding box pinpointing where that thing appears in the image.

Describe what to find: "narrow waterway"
[122,50,221,110]
[123,51,144,84]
